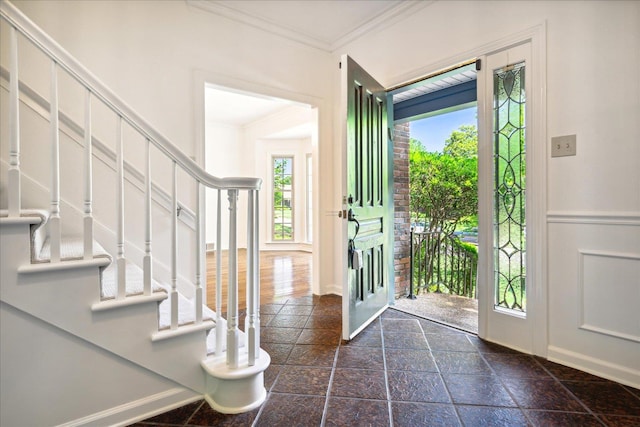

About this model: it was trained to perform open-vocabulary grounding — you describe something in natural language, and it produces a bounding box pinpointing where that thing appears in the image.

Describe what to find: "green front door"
[341,55,393,340]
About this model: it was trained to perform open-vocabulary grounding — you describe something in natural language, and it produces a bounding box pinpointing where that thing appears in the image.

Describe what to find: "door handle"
[348,208,360,238]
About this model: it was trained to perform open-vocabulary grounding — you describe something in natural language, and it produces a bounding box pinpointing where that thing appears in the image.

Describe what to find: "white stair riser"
[1,222,209,392]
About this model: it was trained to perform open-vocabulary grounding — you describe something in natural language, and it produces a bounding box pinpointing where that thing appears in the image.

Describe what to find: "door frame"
[193,69,325,296]
[385,24,548,356]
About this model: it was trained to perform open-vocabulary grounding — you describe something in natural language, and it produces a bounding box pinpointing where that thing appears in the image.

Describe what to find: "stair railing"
[0,0,262,367]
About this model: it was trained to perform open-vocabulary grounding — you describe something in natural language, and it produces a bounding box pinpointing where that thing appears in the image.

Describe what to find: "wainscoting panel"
[547,211,640,387]
[578,250,640,343]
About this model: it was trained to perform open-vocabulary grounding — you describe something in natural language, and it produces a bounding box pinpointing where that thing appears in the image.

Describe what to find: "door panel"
[341,55,391,340]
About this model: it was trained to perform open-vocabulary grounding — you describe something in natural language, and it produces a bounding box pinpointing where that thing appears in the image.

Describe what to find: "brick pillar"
[393,123,411,298]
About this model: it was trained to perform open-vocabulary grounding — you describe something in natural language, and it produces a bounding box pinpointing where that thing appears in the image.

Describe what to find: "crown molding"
[187,0,433,53]
[330,1,434,52]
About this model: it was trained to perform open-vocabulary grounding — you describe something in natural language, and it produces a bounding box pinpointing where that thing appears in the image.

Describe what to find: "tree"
[410,148,477,236]
[443,124,477,158]
[410,124,478,234]
[410,125,478,293]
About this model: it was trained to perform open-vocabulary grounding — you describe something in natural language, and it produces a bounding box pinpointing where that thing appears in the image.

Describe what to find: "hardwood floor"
[206,250,312,314]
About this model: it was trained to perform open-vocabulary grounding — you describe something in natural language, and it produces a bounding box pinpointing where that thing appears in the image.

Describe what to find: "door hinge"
[475,59,482,71]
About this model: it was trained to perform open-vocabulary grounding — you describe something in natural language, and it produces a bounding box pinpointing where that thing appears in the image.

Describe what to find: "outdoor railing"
[409,229,478,299]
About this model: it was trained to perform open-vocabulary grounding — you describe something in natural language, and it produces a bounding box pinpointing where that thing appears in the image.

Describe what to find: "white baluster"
[8,26,20,217]
[170,161,178,329]
[83,89,93,260]
[143,139,152,296]
[227,189,239,368]
[253,190,261,359]
[116,117,126,299]
[215,189,223,355]
[49,60,61,263]
[246,190,256,365]
[195,182,203,324]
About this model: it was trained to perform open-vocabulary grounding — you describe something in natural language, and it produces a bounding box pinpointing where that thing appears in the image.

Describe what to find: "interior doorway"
[202,83,318,312]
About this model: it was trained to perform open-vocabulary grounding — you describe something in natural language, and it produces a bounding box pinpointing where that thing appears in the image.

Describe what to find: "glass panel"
[273,156,294,241]
[306,154,313,243]
[493,62,526,313]
[354,84,362,205]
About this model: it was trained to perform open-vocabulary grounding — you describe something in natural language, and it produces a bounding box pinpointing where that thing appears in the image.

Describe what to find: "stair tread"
[4,209,232,359]
[102,260,215,331]
[158,291,215,330]
[101,260,164,299]
[0,208,50,222]
[35,236,111,263]
[0,209,50,261]
[0,209,49,225]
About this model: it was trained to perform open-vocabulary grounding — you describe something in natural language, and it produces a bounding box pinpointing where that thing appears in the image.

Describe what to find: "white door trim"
[479,27,547,357]
[192,69,325,295]
[387,23,547,356]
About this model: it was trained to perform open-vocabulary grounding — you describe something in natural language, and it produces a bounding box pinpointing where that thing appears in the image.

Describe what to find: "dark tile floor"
[132,295,640,427]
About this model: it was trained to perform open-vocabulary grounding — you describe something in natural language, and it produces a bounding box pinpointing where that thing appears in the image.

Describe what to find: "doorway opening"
[203,84,317,313]
[389,62,480,333]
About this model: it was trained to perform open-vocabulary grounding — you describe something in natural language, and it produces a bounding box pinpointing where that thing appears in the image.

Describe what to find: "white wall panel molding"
[547,211,640,226]
[577,250,640,343]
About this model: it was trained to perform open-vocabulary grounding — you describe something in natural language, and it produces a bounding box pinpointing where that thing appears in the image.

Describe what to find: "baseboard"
[323,282,342,296]
[547,345,640,388]
[56,387,201,427]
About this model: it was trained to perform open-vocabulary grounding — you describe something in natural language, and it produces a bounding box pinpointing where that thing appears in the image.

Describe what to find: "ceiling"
[205,85,313,139]
[205,85,294,127]
[391,63,477,104]
[188,0,431,52]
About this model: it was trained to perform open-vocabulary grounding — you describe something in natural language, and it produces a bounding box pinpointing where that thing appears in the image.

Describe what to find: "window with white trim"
[272,156,294,241]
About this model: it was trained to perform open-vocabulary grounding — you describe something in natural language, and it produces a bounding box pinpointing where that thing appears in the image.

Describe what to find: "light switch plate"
[551,134,577,157]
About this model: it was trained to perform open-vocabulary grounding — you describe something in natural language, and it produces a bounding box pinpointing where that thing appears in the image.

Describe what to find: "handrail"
[0,0,261,192]
[1,0,267,410]
[0,65,198,229]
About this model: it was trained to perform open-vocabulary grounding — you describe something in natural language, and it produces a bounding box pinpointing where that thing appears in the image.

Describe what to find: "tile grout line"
[250,301,288,427]
[319,304,341,427]
[181,399,205,427]
[379,317,394,427]
[531,357,608,424]
[460,334,630,425]
[418,317,464,426]
[470,337,530,423]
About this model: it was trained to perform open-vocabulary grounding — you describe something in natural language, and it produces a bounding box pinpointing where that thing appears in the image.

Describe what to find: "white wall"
[204,122,245,248]
[1,302,198,426]
[8,0,339,293]
[337,0,639,386]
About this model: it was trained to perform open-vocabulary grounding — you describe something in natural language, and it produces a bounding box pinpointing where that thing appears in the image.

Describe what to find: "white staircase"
[0,1,269,425]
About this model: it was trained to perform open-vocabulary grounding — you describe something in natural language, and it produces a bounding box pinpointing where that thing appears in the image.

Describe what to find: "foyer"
[134,252,640,426]
[133,295,640,426]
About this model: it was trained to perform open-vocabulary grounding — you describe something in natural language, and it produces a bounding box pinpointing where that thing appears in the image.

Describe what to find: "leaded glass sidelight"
[493,62,526,313]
